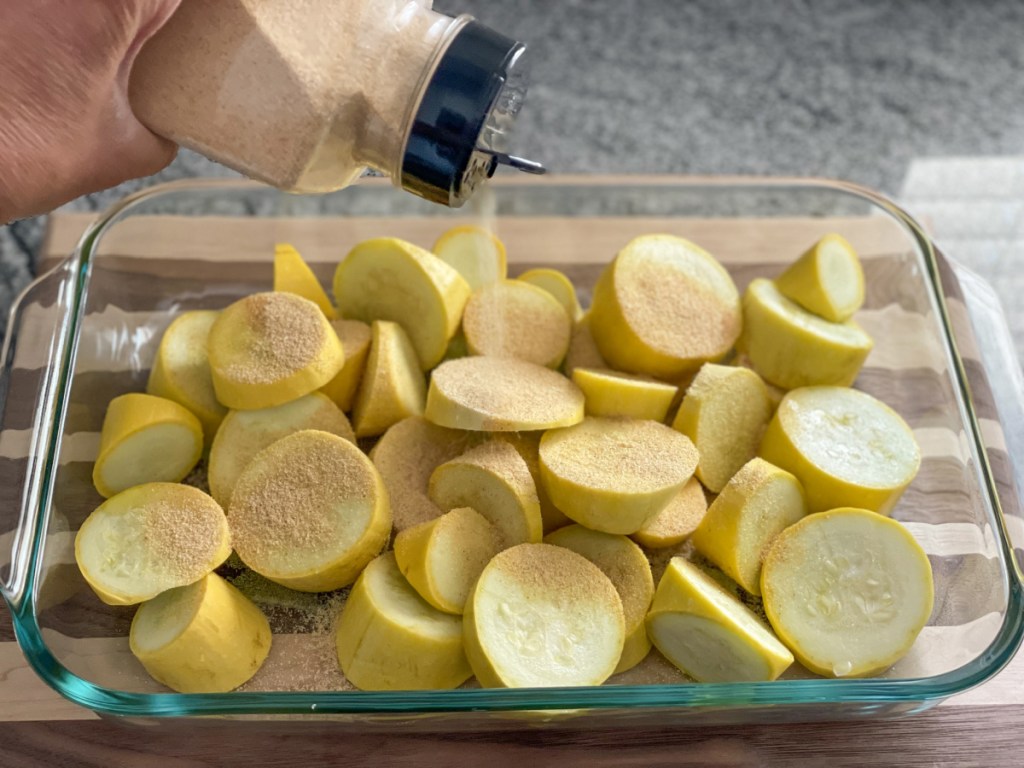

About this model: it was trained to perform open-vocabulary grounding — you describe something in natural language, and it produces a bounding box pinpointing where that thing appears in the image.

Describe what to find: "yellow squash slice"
[369,416,477,534]
[274,243,336,319]
[429,439,543,546]
[646,557,793,682]
[761,507,934,678]
[539,417,698,534]
[336,552,472,690]
[571,367,678,421]
[494,431,572,534]
[739,278,873,390]
[146,310,227,446]
[462,280,571,368]
[545,524,654,673]
[394,507,502,614]
[320,319,372,412]
[207,292,345,410]
[334,237,470,370]
[691,458,807,595]
[431,225,508,291]
[759,386,921,514]
[563,313,608,376]
[351,320,427,438]
[130,573,271,693]
[92,393,203,498]
[75,482,231,606]
[775,234,865,323]
[672,363,772,493]
[463,543,625,688]
[589,235,741,378]
[517,267,584,322]
[228,430,391,592]
[426,356,585,432]
[632,477,707,549]
[207,392,354,508]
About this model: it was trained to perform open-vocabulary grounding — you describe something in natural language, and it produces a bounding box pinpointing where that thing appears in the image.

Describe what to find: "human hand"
[0,0,182,223]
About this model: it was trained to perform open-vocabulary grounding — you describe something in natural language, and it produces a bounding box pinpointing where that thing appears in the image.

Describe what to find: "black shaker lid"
[400,19,544,207]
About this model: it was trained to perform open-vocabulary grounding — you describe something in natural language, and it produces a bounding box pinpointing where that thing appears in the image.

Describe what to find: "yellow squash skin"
[92,393,203,498]
[274,243,337,319]
[146,310,227,447]
[738,278,873,390]
[334,237,470,370]
[130,573,271,693]
[335,552,471,690]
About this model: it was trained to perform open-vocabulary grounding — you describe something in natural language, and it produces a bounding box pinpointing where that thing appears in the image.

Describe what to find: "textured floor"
[3,0,1024,338]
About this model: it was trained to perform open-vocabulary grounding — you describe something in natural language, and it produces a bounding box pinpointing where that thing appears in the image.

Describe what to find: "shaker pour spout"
[479,150,547,175]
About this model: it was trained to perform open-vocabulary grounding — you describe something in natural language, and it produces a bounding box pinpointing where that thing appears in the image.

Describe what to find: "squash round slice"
[563,313,608,376]
[369,417,477,534]
[75,483,231,606]
[759,386,920,514]
[494,431,572,534]
[146,310,227,446]
[775,234,865,322]
[320,319,372,412]
[632,477,707,549]
[462,280,571,368]
[429,440,543,546]
[426,356,585,432]
[571,367,678,421]
[739,278,873,390]
[207,292,345,410]
[539,417,698,534]
[431,225,508,291]
[517,267,584,322]
[274,243,336,319]
[228,430,391,592]
[336,552,472,690]
[761,507,934,678]
[207,392,354,508]
[691,458,807,595]
[673,363,772,493]
[646,557,794,683]
[351,320,426,438]
[394,507,502,614]
[334,237,470,370]
[92,393,203,498]
[545,525,654,673]
[589,235,741,378]
[463,543,625,688]
[130,573,271,693]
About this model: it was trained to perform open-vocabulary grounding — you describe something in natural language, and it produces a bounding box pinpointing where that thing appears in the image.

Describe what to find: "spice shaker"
[129,0,544,207]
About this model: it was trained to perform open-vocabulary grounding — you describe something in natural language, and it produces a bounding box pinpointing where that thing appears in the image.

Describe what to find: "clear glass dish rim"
[11,175,1024,717]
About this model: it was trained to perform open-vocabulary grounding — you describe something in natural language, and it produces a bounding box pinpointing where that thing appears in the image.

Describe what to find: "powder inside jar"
[129,0,457,191]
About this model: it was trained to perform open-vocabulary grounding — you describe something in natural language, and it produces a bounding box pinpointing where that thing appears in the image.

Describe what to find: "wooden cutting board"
[1,202,1022,767]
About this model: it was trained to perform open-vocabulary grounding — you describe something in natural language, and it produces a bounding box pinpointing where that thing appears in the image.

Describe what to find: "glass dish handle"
[953,261,1024,576]
[0,258,80,613]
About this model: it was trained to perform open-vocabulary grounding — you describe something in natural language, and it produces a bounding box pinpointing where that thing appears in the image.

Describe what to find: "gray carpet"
[3,0,1024,337]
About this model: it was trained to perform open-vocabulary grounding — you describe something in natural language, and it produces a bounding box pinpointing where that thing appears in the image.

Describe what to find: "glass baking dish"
[1,176,1022,727]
